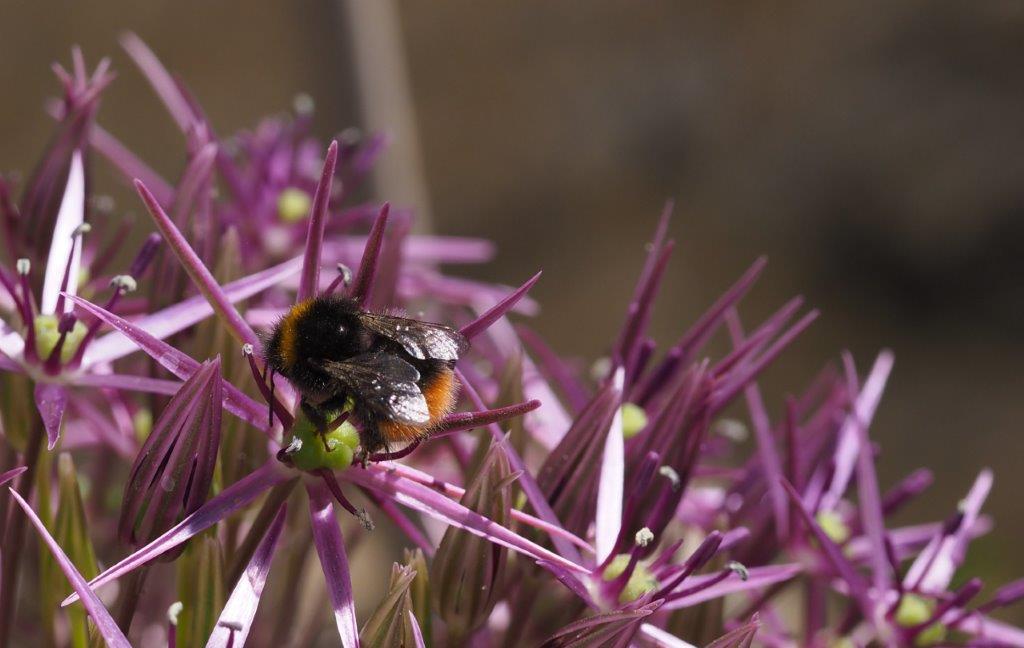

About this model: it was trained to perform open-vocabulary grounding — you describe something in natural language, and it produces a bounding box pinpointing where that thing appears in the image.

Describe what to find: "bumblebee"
[265,295,468,455]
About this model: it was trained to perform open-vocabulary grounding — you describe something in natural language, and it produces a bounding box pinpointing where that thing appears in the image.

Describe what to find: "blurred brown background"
[2,0,1023,629]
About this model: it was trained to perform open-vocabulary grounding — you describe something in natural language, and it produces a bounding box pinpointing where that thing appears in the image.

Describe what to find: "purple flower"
[4,39,1023,648]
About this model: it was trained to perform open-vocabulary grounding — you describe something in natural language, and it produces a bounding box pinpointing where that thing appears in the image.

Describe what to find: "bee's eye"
[338,325,346,335]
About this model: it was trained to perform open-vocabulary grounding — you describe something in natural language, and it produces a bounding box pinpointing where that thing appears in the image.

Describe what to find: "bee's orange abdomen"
[377,367,458,444]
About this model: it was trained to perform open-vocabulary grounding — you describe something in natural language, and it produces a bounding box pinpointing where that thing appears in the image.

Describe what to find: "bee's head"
[267,296,366,379]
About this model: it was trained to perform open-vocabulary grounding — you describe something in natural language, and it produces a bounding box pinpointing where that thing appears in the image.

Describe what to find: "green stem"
[0,421,44,648]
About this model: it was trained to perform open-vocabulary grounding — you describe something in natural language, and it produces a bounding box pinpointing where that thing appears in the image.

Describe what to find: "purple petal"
[781,479,873,618]
[343,466,589,575]
[73,372,183,395]
[952,613,1024,647]
[84,255,302,366]
[844,352,894,594]
[324,235,494,265]
[348,203,389,307]
[640,623,699,648]
[380,462,594,554]
[307,482,360,648]
[134,180,260,347]
[456,369,583,564]
[296,141,339,303]
[661,564,802,610]
[820,351,894,512]
[62,461,288,607]
[408,610,426,648]
[120,32,197,131]
[726,310,789,542]
[69,295,270,431]
[595,368,625,564]
[34,382,68,449]
[41,150,85,315]
[204,503,287,648]
[9,489,131,648]
[905,469,993,593]
[87,124,174,206]
[0,466,26,487]
[710,309,819,411]
[460,271,541,341]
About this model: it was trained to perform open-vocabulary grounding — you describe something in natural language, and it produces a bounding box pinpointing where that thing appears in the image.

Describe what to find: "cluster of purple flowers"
[0,38,1021,648]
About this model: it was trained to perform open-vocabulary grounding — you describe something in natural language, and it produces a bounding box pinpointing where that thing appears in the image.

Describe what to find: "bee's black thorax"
[266,295,369,396]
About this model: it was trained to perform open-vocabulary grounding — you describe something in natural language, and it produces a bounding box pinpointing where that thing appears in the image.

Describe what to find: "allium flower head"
[3,37,1023,648]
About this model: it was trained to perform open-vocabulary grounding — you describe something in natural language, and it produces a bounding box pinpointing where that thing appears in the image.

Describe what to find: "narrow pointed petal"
[120,32,197,131]
[41,150,85,315]
[710,309,819,412]
[325,235,495,265]
[408,610,426,648]
[781,479,873,618]
[134,180,260,347]
[595,368,625,564]
[9,489,131,648]
[297,141,339,302]
[84,255,302,366]
[0,466,26,487]
[905,469,993,593]
[432,400,541,437]
[952,614,1024,647]
[204,503,287,648]
[639,623,699,648]
[34,382,68,449]
[343,466,588,575]
[62,461,288,607]
[706,616,760,648]
[380,462,594,553]
[307,483,360,648]
[348,203,389,306]
[69,295,269,430]
[726,310,789,542]
[844,352,894,594]
[820,350,894,512]
[540,602,660,648]
[661,565,802,610]
[456,369,582,564]
[73,372,183,395]
[614,239,673,367]
[460,271,542,340]
[87,123,174,206]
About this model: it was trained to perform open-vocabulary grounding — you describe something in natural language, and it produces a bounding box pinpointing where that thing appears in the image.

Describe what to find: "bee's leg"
[355,423,385,468]
[300,399,328,430]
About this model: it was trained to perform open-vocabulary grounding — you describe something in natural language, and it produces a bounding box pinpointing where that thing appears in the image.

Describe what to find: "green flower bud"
[276,187,312,223]
[431,441,511,642]
[894,594,947,646]
[33,315,88,364]
[815,510,851,544]
[621,402,648,439]
[360,563,421,648]
[602,554,660,604]
[288,411,360,471]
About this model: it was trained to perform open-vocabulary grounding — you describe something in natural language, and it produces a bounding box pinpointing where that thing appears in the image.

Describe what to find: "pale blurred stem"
[0,420,44,648]
[225,478,298,588]
[113,566,150,636]
[340,0,433,231]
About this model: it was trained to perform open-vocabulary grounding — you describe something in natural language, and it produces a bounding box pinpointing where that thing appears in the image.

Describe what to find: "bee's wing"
[318,352,430,425]
[359,312,468,361]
